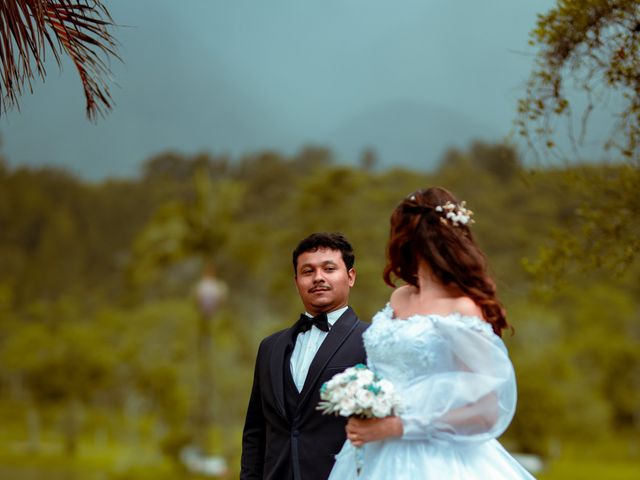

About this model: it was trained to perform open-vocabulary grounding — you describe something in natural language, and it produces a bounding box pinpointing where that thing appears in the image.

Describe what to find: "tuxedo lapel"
[297,307,358,410]
[269,324,297,421]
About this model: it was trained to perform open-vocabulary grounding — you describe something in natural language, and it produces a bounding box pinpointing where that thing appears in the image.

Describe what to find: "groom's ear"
[348,268,356,286]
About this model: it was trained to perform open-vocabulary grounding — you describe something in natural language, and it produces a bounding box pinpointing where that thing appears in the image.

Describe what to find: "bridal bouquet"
[317,363,402,418]
[317,364,402,476]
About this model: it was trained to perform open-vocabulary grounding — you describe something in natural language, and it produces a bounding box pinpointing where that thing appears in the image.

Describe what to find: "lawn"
[538,459,640,480]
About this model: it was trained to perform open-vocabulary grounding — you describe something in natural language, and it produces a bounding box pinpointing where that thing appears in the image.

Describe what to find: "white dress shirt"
[289,306,348,392]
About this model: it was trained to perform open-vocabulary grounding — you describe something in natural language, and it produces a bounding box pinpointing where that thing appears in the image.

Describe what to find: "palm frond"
[0,0,119,120]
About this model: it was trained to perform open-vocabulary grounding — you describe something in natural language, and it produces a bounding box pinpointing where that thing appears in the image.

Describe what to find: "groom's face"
[294,247,356,316]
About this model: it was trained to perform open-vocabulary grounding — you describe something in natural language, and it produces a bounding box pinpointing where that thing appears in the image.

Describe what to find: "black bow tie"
[295,312,330,334]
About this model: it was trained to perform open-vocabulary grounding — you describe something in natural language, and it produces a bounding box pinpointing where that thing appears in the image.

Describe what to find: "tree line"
[0,143,638,474]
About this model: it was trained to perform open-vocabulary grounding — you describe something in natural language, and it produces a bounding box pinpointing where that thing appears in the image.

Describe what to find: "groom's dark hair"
[292,232,355,273]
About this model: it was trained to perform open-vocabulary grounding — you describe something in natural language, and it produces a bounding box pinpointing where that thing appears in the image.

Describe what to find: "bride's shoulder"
[443,297,497,337]
[389,284,414,305]
[388,287,484,319]
[383,285,416,319]
[451,296,485,319]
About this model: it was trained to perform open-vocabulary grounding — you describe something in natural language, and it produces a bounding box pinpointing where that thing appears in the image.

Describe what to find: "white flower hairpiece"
[435,200,474,227]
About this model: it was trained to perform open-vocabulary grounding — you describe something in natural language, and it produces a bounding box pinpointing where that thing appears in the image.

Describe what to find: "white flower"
[355,389,375,408]
[377,379,394,393]
[355,369,374,386]
[329,390,343,404]
[325,378,338,390]
[435,200,475,227]
[345,382,359,397]
[372,398,392,417]
[339,397,357,416]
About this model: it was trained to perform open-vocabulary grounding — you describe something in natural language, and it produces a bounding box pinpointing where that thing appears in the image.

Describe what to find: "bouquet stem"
[354,444,364,476]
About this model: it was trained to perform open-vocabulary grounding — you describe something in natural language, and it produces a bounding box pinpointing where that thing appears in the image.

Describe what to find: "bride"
[328,187,535,480]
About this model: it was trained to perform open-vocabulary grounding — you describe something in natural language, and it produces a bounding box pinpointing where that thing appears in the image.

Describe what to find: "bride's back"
[389,284,485,321]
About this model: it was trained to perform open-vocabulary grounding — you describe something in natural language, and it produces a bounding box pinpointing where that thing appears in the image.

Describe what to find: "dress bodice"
[363,303,495,388]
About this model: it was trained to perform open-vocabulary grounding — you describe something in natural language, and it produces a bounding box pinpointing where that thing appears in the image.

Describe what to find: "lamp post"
[194,264,226,456]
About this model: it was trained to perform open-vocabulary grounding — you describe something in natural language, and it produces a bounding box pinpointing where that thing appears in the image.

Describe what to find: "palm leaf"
[0,0,119,120]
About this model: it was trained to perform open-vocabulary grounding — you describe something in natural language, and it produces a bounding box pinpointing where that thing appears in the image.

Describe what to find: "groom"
[241,232,368,480]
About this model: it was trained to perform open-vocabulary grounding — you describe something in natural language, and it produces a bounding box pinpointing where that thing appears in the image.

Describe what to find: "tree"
[517,0,640,275]
[0,298,115,456]
[523,163,640,279]
[518,0,640,159]
[130,169,246,290]
[0,0,118,119]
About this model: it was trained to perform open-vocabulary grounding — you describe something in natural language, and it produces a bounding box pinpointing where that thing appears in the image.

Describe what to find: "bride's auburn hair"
[383,186,510,336]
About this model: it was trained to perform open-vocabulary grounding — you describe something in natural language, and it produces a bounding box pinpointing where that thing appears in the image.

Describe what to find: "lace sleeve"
[399,314,517,444]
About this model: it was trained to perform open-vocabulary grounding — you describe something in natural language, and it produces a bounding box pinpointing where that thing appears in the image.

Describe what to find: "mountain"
[325,99,502,170]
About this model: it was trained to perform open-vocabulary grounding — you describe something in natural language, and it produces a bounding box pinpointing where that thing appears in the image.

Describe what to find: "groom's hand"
[346,416,403,447]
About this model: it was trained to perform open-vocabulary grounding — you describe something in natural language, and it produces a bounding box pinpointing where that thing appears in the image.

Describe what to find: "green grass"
[0,400,637,480]
[0,428,183,480]
[532,436,640,480]
[538,459,640,480]
[2,448,640,480]
[0,450,182,480]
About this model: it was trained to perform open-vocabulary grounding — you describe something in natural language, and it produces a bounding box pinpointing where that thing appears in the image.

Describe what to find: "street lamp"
[194,264,227,457]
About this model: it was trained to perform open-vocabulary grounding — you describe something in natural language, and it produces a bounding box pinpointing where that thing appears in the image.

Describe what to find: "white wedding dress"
[328,303,535,480]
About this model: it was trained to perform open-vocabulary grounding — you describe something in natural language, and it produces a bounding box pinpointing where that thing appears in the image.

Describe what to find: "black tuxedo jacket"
[241,307,368,480]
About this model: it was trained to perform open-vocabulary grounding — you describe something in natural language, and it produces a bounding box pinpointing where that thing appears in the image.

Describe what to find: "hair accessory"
[435,201,474,227]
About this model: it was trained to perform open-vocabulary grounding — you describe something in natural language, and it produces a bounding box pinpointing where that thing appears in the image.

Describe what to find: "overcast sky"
[0,0,580,179]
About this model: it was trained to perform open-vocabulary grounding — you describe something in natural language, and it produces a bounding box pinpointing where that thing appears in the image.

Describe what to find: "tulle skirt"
[328,438,536,480]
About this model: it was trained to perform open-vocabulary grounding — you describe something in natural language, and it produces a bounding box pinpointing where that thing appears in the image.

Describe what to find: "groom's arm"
[241,343,266,479]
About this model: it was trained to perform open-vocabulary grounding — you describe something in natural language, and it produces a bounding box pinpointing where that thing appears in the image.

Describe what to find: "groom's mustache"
[309,285,331,293]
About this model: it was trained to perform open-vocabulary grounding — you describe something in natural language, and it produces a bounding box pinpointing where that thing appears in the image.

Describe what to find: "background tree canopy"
[518,0,640,278]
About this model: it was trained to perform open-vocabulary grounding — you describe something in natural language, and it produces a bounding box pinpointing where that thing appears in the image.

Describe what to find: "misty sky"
[0,0,579,179]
